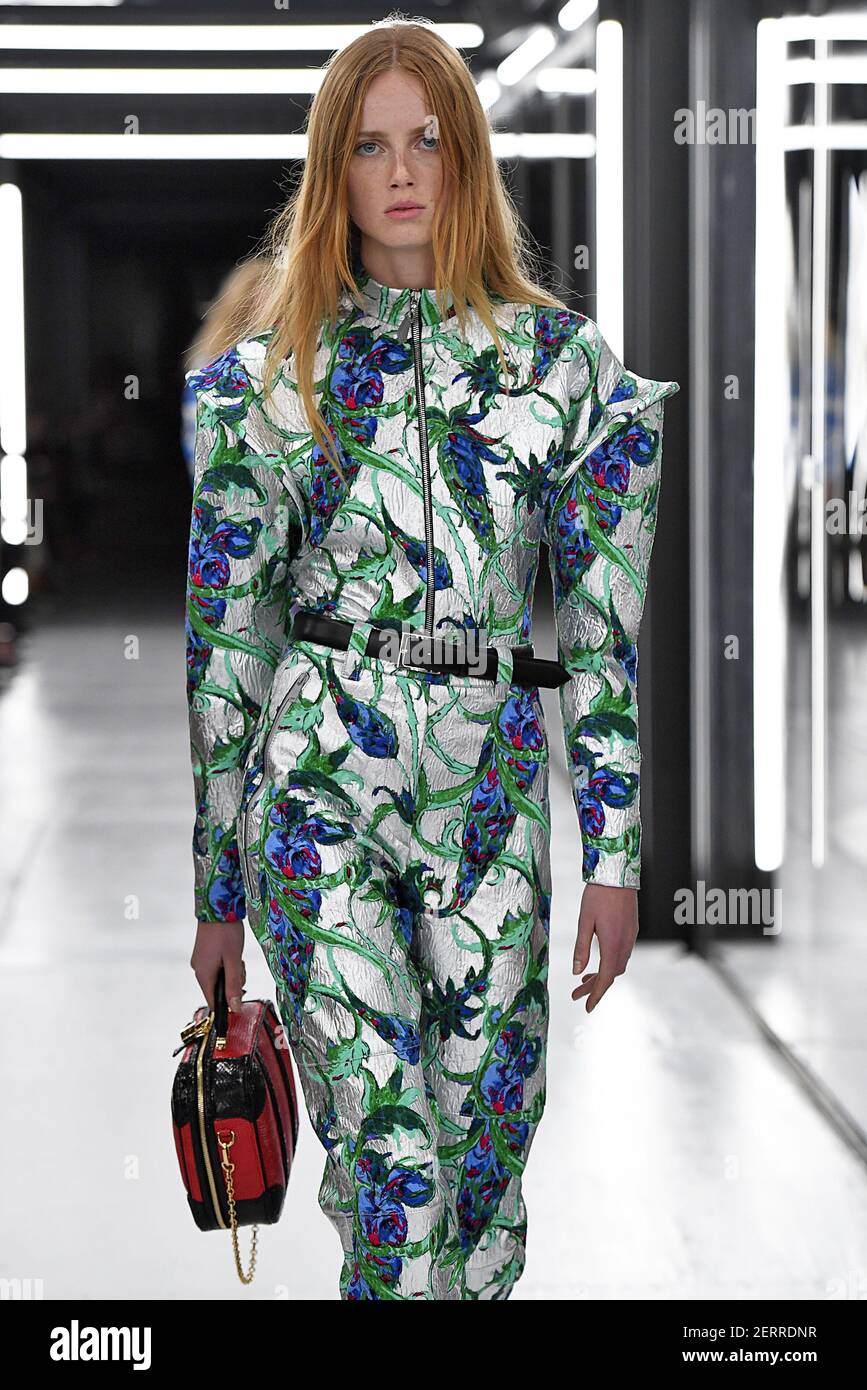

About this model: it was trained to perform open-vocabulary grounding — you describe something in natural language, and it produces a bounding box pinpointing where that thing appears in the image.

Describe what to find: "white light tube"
[557,0,599,33]
[0,69,328,95]
[594,21,623,360]
[536,67,597,94]
[497,27,557,86]
[0,183,26,459]
[753,19,788,872]
[0,454,28,545]
[0,132,596,160]
[0,23,484,52]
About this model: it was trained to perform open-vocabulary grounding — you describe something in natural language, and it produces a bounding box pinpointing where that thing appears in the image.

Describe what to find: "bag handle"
[213,964,230,1038]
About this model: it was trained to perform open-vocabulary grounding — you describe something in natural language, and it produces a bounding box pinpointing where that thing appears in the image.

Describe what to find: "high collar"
[342,257,457,333]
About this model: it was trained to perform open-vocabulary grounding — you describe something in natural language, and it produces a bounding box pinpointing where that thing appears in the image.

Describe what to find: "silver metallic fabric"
[184,263,680,1298]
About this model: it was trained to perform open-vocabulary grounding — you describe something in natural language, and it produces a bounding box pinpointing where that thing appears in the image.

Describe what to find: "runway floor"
[1,614,865,1300]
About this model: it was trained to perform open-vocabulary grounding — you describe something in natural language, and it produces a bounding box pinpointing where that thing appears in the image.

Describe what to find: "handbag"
[171,965,300,1284]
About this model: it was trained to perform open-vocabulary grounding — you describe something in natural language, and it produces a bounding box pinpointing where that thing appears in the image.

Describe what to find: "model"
[184,16,680,1300]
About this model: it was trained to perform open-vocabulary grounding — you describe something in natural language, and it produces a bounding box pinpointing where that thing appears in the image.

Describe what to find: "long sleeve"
[544,318,680,888]
[184,353,304,924]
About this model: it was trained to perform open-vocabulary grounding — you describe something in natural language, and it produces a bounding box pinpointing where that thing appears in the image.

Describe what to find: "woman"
[184,16,680,1300]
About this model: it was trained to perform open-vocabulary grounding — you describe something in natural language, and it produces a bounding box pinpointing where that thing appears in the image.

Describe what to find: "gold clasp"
[180,1013,212,1044]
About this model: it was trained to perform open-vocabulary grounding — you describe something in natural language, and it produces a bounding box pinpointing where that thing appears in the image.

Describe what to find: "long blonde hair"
[214,12,569,484]
[184,254,273,376]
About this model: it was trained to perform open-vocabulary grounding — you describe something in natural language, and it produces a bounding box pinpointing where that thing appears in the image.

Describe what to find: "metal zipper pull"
[179,1013,212,1045]
[396,288,420,342]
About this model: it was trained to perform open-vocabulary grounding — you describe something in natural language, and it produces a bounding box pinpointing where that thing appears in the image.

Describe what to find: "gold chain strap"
[216,1130,259,1284]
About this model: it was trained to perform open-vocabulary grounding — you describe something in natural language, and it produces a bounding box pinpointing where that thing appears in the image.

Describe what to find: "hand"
[190,919,247,1012]
[571,883,639,1013]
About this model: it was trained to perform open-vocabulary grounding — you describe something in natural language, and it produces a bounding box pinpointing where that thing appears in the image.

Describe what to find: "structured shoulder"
[541,307,602,366]
[184,326,282,401]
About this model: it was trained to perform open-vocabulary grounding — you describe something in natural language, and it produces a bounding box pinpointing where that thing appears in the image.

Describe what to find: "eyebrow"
[356,125,432,138]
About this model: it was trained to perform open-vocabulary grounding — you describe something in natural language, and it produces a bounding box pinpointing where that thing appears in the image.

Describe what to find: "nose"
[388,146,414,186]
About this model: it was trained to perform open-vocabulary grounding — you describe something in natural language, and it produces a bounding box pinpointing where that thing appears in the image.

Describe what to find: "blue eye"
[353,135,439,156]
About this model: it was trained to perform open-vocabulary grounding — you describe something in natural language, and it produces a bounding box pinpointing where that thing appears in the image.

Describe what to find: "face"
[346,68,446,264]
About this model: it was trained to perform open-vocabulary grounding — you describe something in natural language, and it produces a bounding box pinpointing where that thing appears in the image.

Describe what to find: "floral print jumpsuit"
[184,261,680,1299]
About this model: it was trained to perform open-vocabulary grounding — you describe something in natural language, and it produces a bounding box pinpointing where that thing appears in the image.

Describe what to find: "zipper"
[194,1012,228,1228]
[398,288,435,634]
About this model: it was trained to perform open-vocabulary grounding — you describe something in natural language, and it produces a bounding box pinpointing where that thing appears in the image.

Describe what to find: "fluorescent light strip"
[0,132,596,160]
[536,67,596,94]
[786,57,867,84]
[557,0,599,32]
[0,69,328,95]
[690,13,714,893]
[810,38,830,869]
[0,67,597,99]
[0,134,309,160]
[0,454,28,544]
[0,23,484,51]
[475,76,501,111]
[497,27,557,86]
[494,132,594,158]
[753,18,787,872]
[783,123,867,150]
[594,20,623,360]
[0,183,26,460]
[774,13,867,39]
[0,66,601,111]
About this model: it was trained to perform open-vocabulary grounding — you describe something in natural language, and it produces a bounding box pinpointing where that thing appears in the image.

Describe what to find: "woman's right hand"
[190,920,247,1011]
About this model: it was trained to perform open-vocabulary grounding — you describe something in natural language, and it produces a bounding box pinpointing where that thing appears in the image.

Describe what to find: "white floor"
[1,616,866,1301]
[718,620,867,1141]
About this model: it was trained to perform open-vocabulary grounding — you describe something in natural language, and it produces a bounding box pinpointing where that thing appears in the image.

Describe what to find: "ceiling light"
[497,27,557,86]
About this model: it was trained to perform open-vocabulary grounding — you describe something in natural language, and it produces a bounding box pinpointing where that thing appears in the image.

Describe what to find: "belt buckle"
[398,629,418,669]
[398,629,434,670]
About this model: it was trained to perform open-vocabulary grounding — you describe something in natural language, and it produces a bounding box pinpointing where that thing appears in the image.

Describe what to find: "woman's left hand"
[571,883,639,1013]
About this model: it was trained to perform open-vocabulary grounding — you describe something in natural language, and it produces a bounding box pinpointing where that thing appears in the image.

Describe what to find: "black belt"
[289,610,570,689]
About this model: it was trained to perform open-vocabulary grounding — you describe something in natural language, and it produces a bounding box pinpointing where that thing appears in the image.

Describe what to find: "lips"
[386,203,423,212]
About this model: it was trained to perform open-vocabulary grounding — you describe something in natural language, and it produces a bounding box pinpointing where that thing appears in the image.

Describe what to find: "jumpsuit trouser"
[239,618,552,1300]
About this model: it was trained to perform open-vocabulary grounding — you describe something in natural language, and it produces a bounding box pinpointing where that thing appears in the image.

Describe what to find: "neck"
[356,238,436,291]
[347,256,455,331]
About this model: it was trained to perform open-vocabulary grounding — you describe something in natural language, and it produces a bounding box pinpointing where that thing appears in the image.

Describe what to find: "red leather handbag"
[171,966,300,1284]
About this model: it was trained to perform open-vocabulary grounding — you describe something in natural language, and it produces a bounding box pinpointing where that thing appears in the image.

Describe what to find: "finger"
[223,957,245,1012]
[572,914,595,974]
[195,973,215,1012]
[571,972,597,1001]
[585,970,617,1013]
